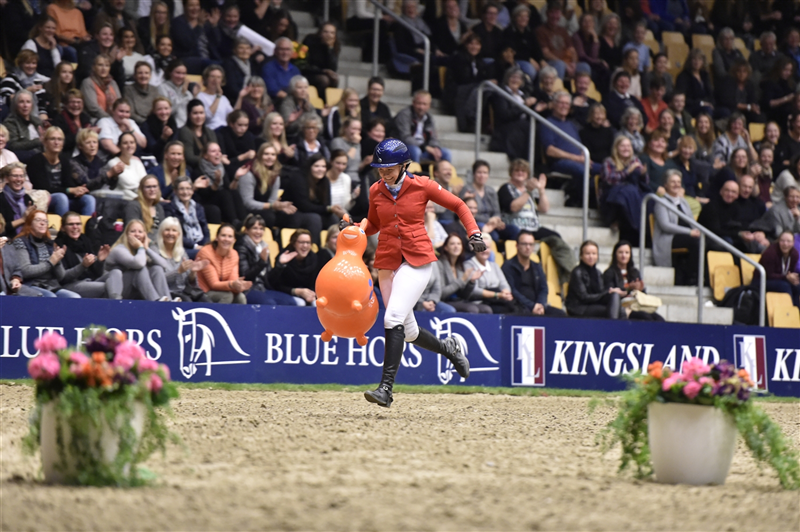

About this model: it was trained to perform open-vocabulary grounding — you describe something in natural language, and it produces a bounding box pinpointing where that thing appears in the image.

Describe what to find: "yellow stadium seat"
[407,162,423,174]
[552,77,564,92]
[740,254,760,286]
[754,38,761,51]
[749,123,765,142]
[505,240,517,260]
[208,223,220,241]
[308,86,324,110]
[320,229,328,246]
[439,66,447,90]
[713,265,741,301]
[545,254,562,309]
[662,31,684,46]
[268,240,279,267]
[766,292,794,327]
[644,38,660,59]
[734,38,749,60]
[80,215,91,232]
[490,239,503,267]
[539,241,552,270]
[707,251,734,290]
[281,227,295,248]
[47,214,61,232]
[666,42,690,72]
[325,87,343,106]
[186,74,205,93]
[773,306,800,328]
[692,33,715,50]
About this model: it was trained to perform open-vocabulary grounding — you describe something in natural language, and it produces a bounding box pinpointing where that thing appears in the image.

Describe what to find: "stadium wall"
[0,298,798,397]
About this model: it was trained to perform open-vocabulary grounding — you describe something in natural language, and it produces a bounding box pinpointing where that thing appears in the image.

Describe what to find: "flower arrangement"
[23,329,178,486]
[596,358,800,489]
[291,40,309,68]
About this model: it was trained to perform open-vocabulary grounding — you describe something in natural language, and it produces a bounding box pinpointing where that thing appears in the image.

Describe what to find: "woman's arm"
[238,172,268,211]
[425,179,481,236]
[107,245,147,270]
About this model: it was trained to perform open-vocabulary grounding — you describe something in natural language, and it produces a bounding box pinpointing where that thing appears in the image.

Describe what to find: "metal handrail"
[640,193,766,326]
[370,0,430,92]
[323,0,329,23]
[474,81,591,240]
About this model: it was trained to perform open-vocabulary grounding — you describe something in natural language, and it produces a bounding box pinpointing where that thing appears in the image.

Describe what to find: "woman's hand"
[49,245,67,265]
[283,144,296,158]
[274,200,297,214]
[331,205,346,218]
[468,269,484,281]
[690,228,701,238]
[294,287,316,303]
[71,185,89,197]
[609,287,626,295]
[259,245,269,262]
[97,245,110,262]
[161,125,174,140]
[499,289,513,301]
[421,300,436,311]
[279,250,297,264]
[656,186,666,196]
[240,149,256,161]
[81,253,97,268]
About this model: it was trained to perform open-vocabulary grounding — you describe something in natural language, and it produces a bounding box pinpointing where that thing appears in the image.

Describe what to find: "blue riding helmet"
[370,138,412,167]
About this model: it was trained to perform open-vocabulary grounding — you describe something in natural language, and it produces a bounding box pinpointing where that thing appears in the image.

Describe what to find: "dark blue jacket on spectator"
[501,255,548,311]
[540,116,582,159]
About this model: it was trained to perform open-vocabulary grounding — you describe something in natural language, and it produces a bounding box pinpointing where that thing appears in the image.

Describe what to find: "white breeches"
[379,261,434,342]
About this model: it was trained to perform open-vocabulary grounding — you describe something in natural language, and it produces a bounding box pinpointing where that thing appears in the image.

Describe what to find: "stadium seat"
[712,265,740,301]
[325,87,343,106]
[707,251,734,289]
[740,254,761,286]
[268,240,279,267]
[649,214,687,253]
[407,162,423,174]
[439,66,447,90]
[662,31,684,46]
[320,229,328,246]
[80,215,91,232]
[539,240,551,267]
[666,42,690,72]
[308,86,325,109]
[47,214,61,232]
[766,292,793,327]
[773,306,800,328]
[281,227,295,248]
[545,254,563,309]
[644,37,660,59]
[186,74,205,92]
[749,123,765,143]
[490,239,503,266]
[505,240,516,260]
[208,223,220,241]
[734,38,749,60]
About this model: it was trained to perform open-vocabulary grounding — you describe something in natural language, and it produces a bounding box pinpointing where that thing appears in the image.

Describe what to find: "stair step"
[345,74,411,98]
[642,266,674,287]
[553,225,616,247]
[663,305,733,325]
[450,149,508,177]
[339,60,386,77]
[340,45,361,62]
[290,10,316,28]
[647,285,712,298]
[439,131,488,150]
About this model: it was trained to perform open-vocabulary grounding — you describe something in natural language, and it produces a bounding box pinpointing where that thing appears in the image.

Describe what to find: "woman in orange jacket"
[344,138,486,408]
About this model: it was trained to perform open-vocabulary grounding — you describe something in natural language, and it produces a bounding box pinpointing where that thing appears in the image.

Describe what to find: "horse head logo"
[428,316,499,385]
[172,307,251,379]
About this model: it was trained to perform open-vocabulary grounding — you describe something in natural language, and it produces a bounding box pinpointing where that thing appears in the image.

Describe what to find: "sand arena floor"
[1,384,798,531]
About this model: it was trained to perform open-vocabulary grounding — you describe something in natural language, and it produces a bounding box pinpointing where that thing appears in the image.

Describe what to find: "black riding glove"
[339,218,353,231]
[469,233,486,252]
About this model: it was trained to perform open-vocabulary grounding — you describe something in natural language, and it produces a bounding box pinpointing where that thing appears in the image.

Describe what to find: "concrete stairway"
[290,11,733,325]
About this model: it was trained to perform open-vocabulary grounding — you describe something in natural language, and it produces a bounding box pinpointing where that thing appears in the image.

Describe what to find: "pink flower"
[137,357,159,372]
[683,380,703,399]
[34,332,67,354]
[28,353,61,381]
[662,373,682,391]
[148,374,163,393]
[68,351,89,375]
[681,357,711,380]
[113,352,136,371]
[115,341,145,361]
[159,364,170,380]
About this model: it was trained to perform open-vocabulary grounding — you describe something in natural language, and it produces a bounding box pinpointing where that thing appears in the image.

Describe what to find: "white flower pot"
[648,402,738,485]
[40,400,146,484]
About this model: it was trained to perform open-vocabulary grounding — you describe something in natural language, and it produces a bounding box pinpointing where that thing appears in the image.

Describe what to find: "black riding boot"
[364,325,405,408]
[411,328,470,379]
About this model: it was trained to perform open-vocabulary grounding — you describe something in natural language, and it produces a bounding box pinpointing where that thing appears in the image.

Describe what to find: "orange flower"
[648,361,663,379]
[115,331,127,342]
[738,369,755,387]
[92,352,106,363]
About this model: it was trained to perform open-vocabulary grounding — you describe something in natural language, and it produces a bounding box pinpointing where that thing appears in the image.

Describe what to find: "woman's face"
[590,107,606,126]
[321,24,336,45]
[31,213,49,238]
[189,105,206,127]
[617,138,633,159]
[733,149,749,169]
[0,132,6,151]
[246,222,264,243]
[223,7,240,28]
[778,232,795,255]
[721,34,734,51]
[466,38,481,56]
[59,65,74,85]
[170,65,187,86]
[782,62,793,80]
[581,244,598,266]
[759,148,774,168]
[45,131,64,154]
[16,94,32,118]
[345,121,362,143]
[113,103,131,125]
[98,26,114,48]
[94,59,110,78]
[331,155,347,175]
[216,227,234,249]
[120,135,137,156]
[649,136,667,155]
[6,168,26,192]
[162,226,179,246]
[697,115,710,134]
[345,93,359,112]
[157,37,173,57]
[294,234,312,258]
[176,180,193,202]
[510,169,528,185]
[615,245,631,268]
[80,135,99,157]
[691,55,703,71]
[766,123,780,144]
[122,30,136,51]
[235,42,252,61]
[275,17,289,35]
[166,144,184,168]
[205,143,222,164]
[269,117,284,138]
[679,142,695,161]
[206,69,223,91]
[625,114,639,131]
[261,146,277,167]
[135,65,151,86]
[580,15,594,34]
[445,235,462,257]
[474,165,489,185]
[21,60,37,77]
[303,121,319,141]
[735,66,749,83]
[42,20,56,39]
[66,95,84,116]
[127,222,146,243]
[249,83,264,101]
[368,123,386,143]
[64,215,82,240]
[310,159,327,180]
[232,115,249,137]
[293,80,309,101]
[605,17,618,36]
[507,73,522,91]
[142,178,160,202]
[659,112,674,131]
[541,74,555,93]
[666,174,682,196]
[185,0,200,18]
[655,55,668,74]
[154,4,168,25]
[154,100,172,122]
[625,50,639,70]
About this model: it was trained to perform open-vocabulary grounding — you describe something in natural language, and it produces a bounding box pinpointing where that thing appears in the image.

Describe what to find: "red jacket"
[365,173,481,270]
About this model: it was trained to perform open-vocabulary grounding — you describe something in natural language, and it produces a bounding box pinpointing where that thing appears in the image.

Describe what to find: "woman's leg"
[25,286,57,298]
[71,194,96,216]
[63,280,106,298]
[233,292,247,304]
[131,267,161,301]
[54,289,81,298]
[246,289,297,305]
[434,302,457,313]
[148,265,171,299]
[48,193,70,216]
[205,290,235,303]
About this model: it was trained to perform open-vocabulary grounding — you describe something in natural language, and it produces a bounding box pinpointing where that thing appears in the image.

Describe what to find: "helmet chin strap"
[384,163,409,185]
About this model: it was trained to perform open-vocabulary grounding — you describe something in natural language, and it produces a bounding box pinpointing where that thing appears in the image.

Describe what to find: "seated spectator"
[207,4,247,61]
[639,129,678,194]
[44,62,76,118]
[236,77,274,136]
[751,186,800,241]
[278,75,317,142]
[754,231,800,307]
[197,65,234,131]
[238,144,296,228]
[605,70,646,129]
[760,56,794,128]
[3,90,45,163]
[394,0,432,62]
[234,214,296,306]
[502,5,544,82]
[621,21,651,73]
[317,224,338,267]
[0,163,34,239]
[430,0,468,57]
[97,99,147,156]
[268,228,319,306]
[137,2,170,57]
[692,111,719,168]
[464,233,516,313]
[710,146,751,198]
[598,13,623,72]
[536,1,589,80]
[717,60,762,122]
[170,0,214,75]
[128,62,159,124]
[424,201,448,249]
[157,59,196,128]
[755,144,775,207]
[222,39,257,101]
[471,2,504,60]
[698,179,751,250]
[295,114,330,167]
[489,68,534,161]
[0,50,51,118]
[327,149,357,216]
[618,106,645,155]
[600,135,649,242]
[141,97,177,158]
[773,153,800,206]
[673,136,708,215]
[264,8,298,44]
[325,87,360,142]
[103,132,147,201]
[657,109,680,158]
[50,89,93,155]
[649,0,691,35]
[71,129,121,195]
[361,117,387,167]
[331,117,367,177]
[642,53,674,99]
[194,223,250,304]
[12,209,81,298]
[163,176,209,257]
[459,160,511,237]
[415,260,456,314]
[579,103,614,167]
[29,126,95,216]
[712,27,747,86]
[0,213,42,297]
[530,66,559,116]
[54,211,118,298]
[755,120,781,158]
[196,142,242,225]
[48,0,90,52]
[565,240,626,319]
[653,170,700,284]
[669,93,693,137]
[76,23,124,90]
[0,125,19,170]
[360,77,393,135]
[432,160,461,225]
[394,90,451,164]
[675,49,715,117]
[749,31,781,87]
[642,77,668,133]
[178,99,218,173]
[712,112,758,167]
[277,153,340,246]
[260,111,297,165]
[437,233,489,313]
[149,216,209,301]
[541,91,602,206]
[776,112,800,171]
[736,174,770,253]
[262,37,301,100]
[502,230,567,317]
[124,176,164,241]
[217,109,257,176]
[117,27,149,85]
[301,22,340,100]
[80,54,121,120]
[498,158,576,282]
[612,47,642,99]
[569,72,600,126]
[151,35,176,87]
[603,240,664,321]
[447,33,493,132]
[573,13,609,91]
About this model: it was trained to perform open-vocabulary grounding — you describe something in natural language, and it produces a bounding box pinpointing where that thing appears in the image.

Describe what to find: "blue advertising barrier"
[0,298,798,396]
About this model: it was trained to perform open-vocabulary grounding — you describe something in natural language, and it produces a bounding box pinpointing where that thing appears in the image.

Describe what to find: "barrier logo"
[429,316,499,385]
[172,308,251,379]
[511,326,545,386]
[733,334,768,391]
